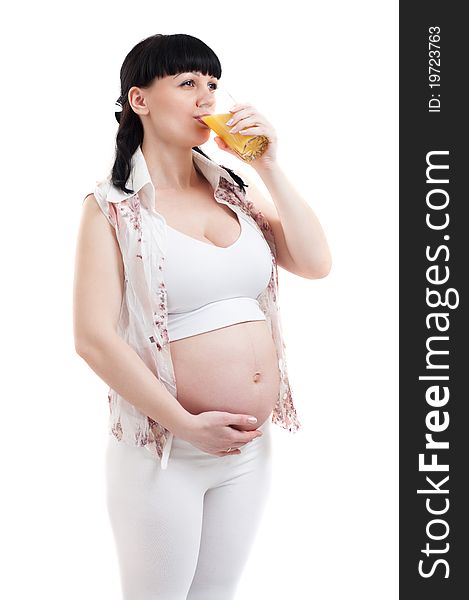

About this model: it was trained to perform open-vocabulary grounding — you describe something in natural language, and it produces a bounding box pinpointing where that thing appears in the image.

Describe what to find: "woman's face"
[130,71,219,146]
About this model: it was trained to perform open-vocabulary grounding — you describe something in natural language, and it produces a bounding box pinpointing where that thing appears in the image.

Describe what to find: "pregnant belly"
[169,320,280,431]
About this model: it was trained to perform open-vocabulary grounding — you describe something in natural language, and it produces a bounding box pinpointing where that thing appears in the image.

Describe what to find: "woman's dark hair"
[111,33,248,195]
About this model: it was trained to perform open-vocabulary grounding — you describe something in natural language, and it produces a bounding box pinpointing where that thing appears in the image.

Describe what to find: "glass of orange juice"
[200,86,269,162]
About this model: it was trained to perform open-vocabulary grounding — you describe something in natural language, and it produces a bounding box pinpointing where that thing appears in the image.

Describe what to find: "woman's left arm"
[243,164,332,280]
[215,102,332,280]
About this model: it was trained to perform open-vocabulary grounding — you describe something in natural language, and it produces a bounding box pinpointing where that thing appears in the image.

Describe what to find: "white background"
[1,1,398,598]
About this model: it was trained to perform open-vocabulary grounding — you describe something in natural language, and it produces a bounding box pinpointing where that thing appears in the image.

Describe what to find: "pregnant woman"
[73,33,331,599]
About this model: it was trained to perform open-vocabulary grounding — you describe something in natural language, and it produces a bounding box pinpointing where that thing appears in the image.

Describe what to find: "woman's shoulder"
[81,177,117,228]
[193,146,249,195]
[219,164,249,195]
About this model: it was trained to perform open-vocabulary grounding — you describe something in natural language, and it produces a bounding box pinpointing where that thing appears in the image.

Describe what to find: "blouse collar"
[104,145,236,213]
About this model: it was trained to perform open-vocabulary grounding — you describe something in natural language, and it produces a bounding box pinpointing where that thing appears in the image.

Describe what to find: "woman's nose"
[198,92,216,109]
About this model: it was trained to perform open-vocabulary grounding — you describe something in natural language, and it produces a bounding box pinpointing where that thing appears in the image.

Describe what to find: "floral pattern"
[92,149,301,469]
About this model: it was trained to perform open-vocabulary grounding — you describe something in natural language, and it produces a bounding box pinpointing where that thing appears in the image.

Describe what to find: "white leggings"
[105,416,273,599]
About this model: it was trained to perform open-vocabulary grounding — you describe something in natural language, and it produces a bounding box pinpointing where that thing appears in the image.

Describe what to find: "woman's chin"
[192,131,211,144]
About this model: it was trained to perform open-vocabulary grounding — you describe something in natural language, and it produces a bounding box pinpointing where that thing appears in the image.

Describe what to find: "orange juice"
[201,113,269,162]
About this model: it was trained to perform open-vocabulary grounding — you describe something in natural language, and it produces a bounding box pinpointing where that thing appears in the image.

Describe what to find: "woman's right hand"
[182,411,264,456]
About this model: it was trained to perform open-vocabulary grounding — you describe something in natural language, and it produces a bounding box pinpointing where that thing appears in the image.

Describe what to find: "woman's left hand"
[213,102,278,170]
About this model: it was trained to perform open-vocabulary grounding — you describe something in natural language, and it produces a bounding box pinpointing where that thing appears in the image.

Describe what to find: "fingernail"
[248,417,257,423]
[226,118,234,125]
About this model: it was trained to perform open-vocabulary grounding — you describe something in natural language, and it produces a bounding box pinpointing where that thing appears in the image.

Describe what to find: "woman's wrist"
[169,407,197,439]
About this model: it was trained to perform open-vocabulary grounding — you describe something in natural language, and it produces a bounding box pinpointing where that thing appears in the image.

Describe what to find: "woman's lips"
[194,116,210,128]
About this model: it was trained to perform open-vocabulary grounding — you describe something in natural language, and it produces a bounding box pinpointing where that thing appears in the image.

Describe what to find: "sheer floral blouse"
[84,144,302,469]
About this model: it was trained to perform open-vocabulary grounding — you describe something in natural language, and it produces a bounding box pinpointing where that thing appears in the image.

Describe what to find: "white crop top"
[163,205,273,342]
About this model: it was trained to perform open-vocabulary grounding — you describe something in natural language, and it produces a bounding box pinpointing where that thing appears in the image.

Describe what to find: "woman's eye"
[181,79,218,90]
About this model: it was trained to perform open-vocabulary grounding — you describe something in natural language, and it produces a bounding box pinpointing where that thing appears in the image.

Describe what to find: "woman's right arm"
[73,194,194,438]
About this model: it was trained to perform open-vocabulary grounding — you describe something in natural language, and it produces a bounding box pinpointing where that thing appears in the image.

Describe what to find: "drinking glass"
[200,86,269,162]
